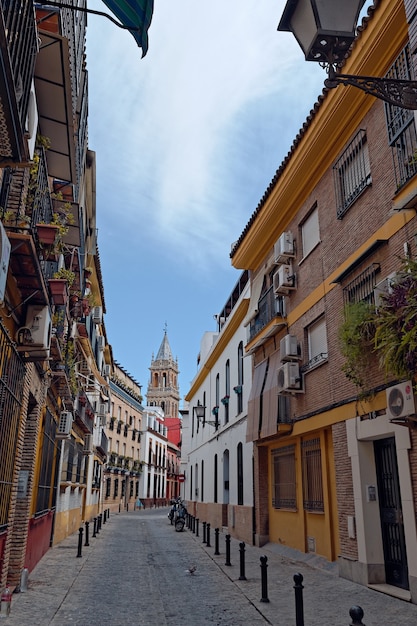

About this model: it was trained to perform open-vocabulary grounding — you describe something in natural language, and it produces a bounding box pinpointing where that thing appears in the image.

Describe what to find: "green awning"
[101,0,154,56]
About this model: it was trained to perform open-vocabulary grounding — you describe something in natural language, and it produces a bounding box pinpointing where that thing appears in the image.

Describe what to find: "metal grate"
[343,263,381,305]
[272,445,296,509]
[333,129,371,219]
[302,438,324,512]
[0,320,25,526]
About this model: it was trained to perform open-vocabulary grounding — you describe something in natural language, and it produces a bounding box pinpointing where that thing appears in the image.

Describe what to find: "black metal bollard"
[103,510,107,524]
[294,573,304,626]
[77,527,83,558]
[126,503,129,512]
[192,516,196,533]
[84,521,90,546]
[349,606,365,625]
[225,534,232,566]
[107,508,110,519]
[196,518,199,537]
[214,528,220,555]
[260,555,269,602]
[239,542,247,580]
[98,513,102,530]
[92,517,97,538]
[202,521,207,543]
[206,523,211,547]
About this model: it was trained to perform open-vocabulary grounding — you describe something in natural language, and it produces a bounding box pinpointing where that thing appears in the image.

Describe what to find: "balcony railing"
[248,286,285,342]
[0,0,38,162]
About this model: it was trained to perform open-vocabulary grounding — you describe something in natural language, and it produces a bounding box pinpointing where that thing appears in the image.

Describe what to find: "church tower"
[147,328,180,422]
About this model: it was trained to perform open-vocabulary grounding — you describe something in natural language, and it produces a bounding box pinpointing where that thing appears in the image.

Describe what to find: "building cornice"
[231,0,407,271]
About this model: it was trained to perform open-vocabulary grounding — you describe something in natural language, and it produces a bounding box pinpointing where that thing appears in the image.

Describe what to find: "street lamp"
[193,402,218,427]
[278,0,417,109]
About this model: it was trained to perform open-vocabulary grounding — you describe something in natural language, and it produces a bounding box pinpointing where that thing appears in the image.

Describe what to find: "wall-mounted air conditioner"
[273,264,296,294]
[97,403,107,417]
[103,363,111,378]
[374,272,397,309]
[83,434,93,455]
[277,362,303,393]
[280,334,300,362]
[97,335,105,351]
[16,305,52,359]
[274,231,295,265]
[92,306,103,324]
[26,80,38,160]
[386,381,415,421]
[0,221,11,305]
[57,411,73,438]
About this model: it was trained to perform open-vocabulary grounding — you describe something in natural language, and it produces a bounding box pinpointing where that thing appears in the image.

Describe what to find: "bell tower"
[147,327,180,420]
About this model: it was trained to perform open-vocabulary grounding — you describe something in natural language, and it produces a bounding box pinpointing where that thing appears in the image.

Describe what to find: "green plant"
[53,267,76,288]
[339,300,376,391]
[374,258,417,378]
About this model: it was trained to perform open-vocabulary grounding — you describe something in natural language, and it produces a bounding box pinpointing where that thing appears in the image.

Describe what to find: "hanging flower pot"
[48,278,68,306]
[36,223,60,245]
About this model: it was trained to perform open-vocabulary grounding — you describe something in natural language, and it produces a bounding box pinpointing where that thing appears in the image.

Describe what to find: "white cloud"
[88,0,325,271]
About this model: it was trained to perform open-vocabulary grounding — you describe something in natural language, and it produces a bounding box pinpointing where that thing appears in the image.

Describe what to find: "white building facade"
[139,407,168,506]
[183,271,254,543]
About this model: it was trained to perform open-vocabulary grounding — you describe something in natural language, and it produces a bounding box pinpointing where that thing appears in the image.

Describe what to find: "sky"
[85,0,326,403]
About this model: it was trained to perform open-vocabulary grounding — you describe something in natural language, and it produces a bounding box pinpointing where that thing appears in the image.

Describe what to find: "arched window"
[225,359,230,424]
[237,443,243,505]
[214,454,218,503]
[237,342,244,414]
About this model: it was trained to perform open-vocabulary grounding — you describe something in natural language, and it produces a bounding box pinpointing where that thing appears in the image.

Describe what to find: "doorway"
[374,437,409,589]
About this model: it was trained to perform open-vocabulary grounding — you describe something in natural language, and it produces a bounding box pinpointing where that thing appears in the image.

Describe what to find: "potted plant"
[36,222,60,245]
[48,268,76,306]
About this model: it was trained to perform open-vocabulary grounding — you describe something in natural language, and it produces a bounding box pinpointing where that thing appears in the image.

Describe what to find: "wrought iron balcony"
[248,286,286,342]
[0,0,38,163]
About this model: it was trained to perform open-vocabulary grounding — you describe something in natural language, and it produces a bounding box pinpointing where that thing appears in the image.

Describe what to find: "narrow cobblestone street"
[5,508,417,625]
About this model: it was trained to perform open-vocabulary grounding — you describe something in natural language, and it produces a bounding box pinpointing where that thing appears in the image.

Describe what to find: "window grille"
[35,412,56,513]
[302,438,324,512]
[343,263,381,305]
[272,445,296,509]
[334,130,371,218]
[0,321,25,528]
[384,45,417,188]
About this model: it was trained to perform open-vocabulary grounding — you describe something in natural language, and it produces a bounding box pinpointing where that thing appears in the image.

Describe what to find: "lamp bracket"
[324,66,417,110]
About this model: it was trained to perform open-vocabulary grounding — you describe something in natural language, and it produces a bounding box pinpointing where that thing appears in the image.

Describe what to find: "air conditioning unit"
[16,305,51,358]
[277,362,303,393]
[374,272,397,308]
[103,364,111,378]
[97,335,105,351]
[83,434,93,455]
[97,403,107,417]
[386,381,415,421]
[57,411,73,438]
[280,334,300,362]
[0,221,11,305]
[92,306,103,324]
[274,231,295,264]
[25,80,38,159]
[273,264,295,294]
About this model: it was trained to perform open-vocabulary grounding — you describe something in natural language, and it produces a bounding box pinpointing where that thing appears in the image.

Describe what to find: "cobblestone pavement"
[5,508,417,625]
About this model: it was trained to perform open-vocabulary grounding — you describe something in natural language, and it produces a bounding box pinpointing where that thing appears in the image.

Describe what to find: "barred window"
[333,129,371,219]
[272,445,296,510]
[343,263,380,305]
[105,477,111,498]
[302,438,324,512]
[384,45,417,188]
